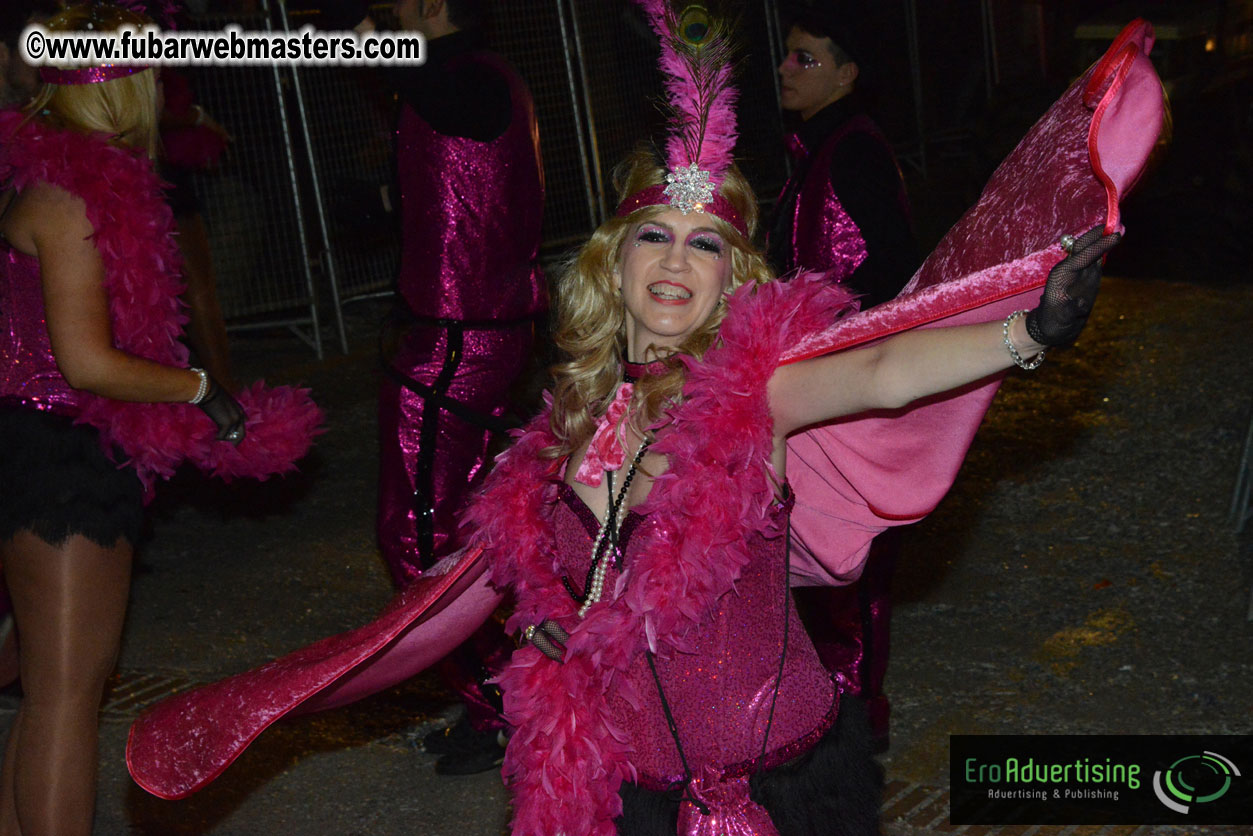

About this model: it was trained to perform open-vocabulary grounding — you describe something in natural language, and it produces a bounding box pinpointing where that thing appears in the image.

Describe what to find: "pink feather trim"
[462,274,854,835]
[0,111,322,493]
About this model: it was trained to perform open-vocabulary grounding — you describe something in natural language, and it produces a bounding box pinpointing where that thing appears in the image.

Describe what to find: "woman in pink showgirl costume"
[0,4,319,833]
[128,5,1163,835]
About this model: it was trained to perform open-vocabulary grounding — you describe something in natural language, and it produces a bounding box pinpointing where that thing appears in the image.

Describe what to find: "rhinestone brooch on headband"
[664,162,715,215]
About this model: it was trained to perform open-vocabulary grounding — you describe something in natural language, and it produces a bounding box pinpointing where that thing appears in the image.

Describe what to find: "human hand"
[197,377,246,445]
[1026,226,1122,347]
[524,620,569,663]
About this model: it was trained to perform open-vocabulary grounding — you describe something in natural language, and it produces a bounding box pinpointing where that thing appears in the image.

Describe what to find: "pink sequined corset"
[0,243,78,414]
[550,481,837,789]
[394,51,547,323]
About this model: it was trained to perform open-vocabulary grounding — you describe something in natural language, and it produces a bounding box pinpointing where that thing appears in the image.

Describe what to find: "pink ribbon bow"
[573,382,634,487]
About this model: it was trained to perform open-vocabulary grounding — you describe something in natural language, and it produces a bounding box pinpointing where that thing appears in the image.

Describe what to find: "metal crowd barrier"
[180,5,324,354]
[179,0,792,357]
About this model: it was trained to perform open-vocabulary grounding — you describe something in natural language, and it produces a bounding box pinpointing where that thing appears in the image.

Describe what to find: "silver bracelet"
[1003,311,1045,370]
[188,367,210,404]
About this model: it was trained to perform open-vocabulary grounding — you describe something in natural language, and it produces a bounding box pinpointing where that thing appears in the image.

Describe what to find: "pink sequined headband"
[616,182,748,238]
[40,65,149,85]
[616,2,746,234]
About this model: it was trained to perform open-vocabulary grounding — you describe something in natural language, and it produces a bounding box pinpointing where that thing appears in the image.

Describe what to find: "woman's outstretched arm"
[769,227,1120,437]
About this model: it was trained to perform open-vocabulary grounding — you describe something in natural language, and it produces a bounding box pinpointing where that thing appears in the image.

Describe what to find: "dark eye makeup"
[792,49,820,68]
[689,234,724,255]
[635,224,723,256]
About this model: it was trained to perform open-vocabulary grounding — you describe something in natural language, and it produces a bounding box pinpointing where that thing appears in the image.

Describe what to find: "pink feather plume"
[112,0,183,29]
[635,0,740,184]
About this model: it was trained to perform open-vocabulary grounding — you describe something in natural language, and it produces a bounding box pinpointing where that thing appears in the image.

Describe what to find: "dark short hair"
[445,0,488,31]
[781,1,864,68]
[1,0,60,49]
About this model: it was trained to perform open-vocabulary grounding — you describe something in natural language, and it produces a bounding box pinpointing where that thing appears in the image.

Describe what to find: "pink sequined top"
[394,50,547,323]
[0,242,78,414]
[550,480,837,789]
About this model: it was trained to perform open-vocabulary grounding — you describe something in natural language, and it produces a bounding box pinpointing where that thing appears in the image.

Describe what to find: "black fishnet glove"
[1025,226,1122,347]
[526,620,569,664]
[197,377,246,445]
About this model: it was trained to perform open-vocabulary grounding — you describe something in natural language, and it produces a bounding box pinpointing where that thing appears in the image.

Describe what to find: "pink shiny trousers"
[377,317,535,730]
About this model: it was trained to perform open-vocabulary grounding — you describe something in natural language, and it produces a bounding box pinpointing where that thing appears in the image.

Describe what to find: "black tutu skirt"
[616,696,882,836]
[0,406,144,548]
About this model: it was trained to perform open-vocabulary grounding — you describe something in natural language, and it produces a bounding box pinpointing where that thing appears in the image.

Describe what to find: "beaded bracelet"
[1003,311,1045,370]
[188,367,210,404]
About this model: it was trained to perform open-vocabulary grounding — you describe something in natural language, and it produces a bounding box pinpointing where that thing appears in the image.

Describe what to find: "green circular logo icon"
[1153,751,1241,814]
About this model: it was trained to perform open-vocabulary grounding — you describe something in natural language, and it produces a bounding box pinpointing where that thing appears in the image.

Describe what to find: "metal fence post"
[180,4,323,358]
[557,0,603,234]
[276,0,348,354]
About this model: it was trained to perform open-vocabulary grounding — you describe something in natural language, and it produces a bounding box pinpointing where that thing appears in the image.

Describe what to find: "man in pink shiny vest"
[767,3,919,751]
[342,0,547,774]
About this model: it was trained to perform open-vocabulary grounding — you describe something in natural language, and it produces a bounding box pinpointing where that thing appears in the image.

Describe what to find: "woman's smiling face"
[616,208,732,360]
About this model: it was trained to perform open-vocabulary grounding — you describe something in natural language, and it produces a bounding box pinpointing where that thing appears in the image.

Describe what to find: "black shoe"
[422,717,476,755]
[432,727,507,776]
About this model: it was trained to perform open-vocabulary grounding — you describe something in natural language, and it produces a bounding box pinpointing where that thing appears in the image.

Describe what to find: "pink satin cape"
[126,19,1163,806]
[785,19,1162,585]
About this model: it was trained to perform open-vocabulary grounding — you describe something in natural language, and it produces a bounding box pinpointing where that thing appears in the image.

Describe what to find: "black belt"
[393,293,547,332]
[381,359,517,435]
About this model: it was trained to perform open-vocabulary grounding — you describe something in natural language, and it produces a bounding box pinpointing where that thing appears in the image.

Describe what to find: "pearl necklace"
[565,439,651,617]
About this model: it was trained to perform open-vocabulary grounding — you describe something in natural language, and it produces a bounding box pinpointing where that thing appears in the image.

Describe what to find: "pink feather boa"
[463,272,854,836]
[0,111,321,492]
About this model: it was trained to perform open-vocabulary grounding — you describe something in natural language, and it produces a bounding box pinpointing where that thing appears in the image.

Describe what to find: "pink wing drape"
[784,19,1163,585]
[126,548,496,799]
[126,19,1164,801]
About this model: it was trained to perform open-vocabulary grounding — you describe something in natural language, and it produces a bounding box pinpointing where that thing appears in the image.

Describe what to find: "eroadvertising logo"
[1152,751,1240,814]
[950,736,1253,825]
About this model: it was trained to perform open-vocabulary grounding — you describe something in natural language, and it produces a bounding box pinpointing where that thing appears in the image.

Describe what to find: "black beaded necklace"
[561,359,664,612]
[563,439,651,613]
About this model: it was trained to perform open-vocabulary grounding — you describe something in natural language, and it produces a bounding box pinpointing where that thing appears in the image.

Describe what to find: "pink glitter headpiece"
[616,1,747,237]
[40,64,149,85]
[35,0,177,86]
